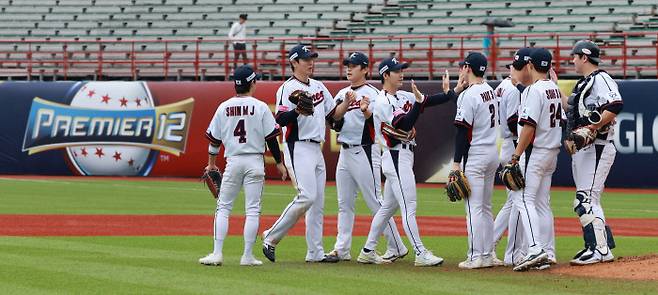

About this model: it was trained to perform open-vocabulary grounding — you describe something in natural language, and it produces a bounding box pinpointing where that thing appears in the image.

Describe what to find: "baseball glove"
[500,162,525,191]
[445,170,470,202]
[381,123,416,141]
[201,168,222,199]
[289,90,314,116]
[570,126,597,152]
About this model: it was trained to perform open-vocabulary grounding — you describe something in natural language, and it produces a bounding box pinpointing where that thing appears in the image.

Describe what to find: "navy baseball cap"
[233,65,260,86]
[378,57,409,76]
[288,44,318,61]
[459,52,487,75]
[343,52,369,66]
[506,47,533,70]
[571,40,601,63]
[530,47,552,72]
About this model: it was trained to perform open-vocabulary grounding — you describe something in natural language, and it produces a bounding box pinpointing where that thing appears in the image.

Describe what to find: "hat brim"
[390,62,410,71]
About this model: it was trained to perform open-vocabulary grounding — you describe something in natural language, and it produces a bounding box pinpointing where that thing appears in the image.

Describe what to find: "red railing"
[0,31,656,80]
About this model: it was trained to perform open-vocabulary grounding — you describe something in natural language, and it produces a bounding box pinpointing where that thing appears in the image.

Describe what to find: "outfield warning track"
[1,215,657,237]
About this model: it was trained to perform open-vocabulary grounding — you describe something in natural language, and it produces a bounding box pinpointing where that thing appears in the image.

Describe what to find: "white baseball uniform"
[512,79,563,258]
[570,70,622,253]
[454,82,499,262]
[263,76,336,262]
[363,89,429,256]
[205,95,279,258]
[333,84,406,257]
[492,78,526,265]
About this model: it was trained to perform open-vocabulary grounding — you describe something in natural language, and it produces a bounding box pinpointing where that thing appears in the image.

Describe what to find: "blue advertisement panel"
[0,80,657,187]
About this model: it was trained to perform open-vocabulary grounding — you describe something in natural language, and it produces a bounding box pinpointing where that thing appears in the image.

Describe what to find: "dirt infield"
[1,214,657,237]
[550,254,658,281]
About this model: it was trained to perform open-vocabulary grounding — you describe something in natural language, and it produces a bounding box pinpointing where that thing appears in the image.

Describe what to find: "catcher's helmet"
[571,40,601,64]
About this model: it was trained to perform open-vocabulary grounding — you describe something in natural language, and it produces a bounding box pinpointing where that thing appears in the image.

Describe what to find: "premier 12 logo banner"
[22,97,194,156]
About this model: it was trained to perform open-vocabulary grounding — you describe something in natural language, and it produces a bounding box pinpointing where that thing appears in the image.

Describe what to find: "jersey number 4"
[549,103,562,128]
[234,119,247,143]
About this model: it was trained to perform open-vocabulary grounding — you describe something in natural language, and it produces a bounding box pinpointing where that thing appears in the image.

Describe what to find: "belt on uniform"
[299,139,321,144]
[341,143,365,149]
[392,143,415,152]
[594,139,613,146]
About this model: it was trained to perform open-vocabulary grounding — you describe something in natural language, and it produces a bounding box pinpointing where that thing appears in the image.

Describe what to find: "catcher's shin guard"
[574,191,608,251]
[605,225,616,249]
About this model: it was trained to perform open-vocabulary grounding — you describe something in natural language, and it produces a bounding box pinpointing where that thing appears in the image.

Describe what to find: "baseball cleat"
[490,253,505,267]
[306,254,340,263]
[382,248,409,262]
[414,250,444,267]
[570,248,614,266]
[262,242,276,262]
[240,256,263,266]
[513,250,548,272]
[458,257,484,269]
[532,260,552,270]
[459,256,495,269]
[357,249,391,265]
[548,257,558,265]
[199,253,223,266]
[571,247,588,261]
[327,250,352,261]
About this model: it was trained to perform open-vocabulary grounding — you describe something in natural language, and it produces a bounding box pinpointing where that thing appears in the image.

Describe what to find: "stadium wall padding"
[1,80,657,187]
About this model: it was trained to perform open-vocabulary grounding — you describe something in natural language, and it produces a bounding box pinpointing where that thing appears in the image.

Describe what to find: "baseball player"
[508,48,563,271]
[451,52,500,269]
[564,40,621,265]
[327,52,407,262]
[262,44,352,263]
[199,65,288,266]
[491,49,533,267]
[358,57,462,266]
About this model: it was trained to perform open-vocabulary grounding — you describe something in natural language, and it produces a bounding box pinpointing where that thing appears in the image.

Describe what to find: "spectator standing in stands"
[229,14,249,70]
[483,24,495,57]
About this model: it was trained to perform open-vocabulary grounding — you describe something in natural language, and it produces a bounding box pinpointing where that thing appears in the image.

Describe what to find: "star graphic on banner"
[112,151,122,162]
[119,97,128,107]
[80,147,88,157]
[128,158,135,166]
[95,148,104,158]
[134,97,142,107]
[101,94,111,104]
[87,90,95,98]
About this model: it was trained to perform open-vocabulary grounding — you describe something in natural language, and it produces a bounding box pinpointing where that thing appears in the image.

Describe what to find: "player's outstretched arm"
[392,101,423,131]
[411,70,461,111]
[331,90,355,120]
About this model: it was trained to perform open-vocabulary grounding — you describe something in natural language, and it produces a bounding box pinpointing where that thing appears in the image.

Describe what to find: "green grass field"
[1,177,657,294]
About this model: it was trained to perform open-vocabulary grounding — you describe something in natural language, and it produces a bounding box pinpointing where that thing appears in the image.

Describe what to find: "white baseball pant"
[463,145,498,261]
[334,144,405,256]
[212,154,265,258]
[364,146,427,256]
[493,138,526,265]
[263,141,327,261]
[511,147,559,256]
[572,141,616,222]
